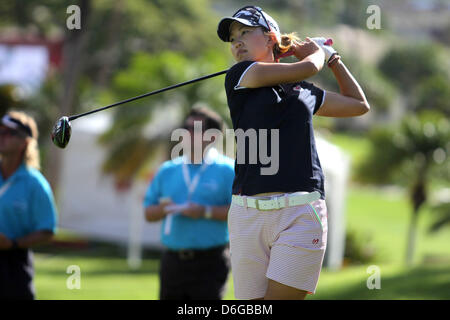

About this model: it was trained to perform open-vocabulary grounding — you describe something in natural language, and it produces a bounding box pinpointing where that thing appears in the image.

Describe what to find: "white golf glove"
[311,37,337,62]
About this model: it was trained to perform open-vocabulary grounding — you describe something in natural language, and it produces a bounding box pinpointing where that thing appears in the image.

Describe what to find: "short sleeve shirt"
[0,164,58,240]
[143,149,235,250]
[225,60,326,199]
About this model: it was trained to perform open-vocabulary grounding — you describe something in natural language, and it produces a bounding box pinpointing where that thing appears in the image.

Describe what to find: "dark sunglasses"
[0,127,24,138]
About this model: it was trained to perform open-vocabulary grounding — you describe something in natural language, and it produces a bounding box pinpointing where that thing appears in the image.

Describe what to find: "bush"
[343,228,379,265]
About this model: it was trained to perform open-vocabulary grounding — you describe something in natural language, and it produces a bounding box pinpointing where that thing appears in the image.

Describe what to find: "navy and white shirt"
[225,60,326,199]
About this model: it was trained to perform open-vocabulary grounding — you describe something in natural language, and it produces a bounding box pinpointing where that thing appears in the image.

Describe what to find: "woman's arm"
[0,231,54,250]
[316,58,370,117]
[145,202,230,222]
[16,231,54,248]
[240,38,325,88]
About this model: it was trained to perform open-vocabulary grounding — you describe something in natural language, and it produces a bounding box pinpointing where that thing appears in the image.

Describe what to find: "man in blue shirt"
[144,106,234,300]
[0,111,58,300]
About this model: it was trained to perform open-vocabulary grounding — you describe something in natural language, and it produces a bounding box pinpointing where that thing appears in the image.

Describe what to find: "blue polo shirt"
[0,163,58,240]
[143,149,234,250]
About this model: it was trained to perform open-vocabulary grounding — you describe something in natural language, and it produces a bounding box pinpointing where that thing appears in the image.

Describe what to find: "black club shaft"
[68,69,228,122]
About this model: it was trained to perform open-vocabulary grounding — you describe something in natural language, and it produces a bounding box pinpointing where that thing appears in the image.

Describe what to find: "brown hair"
[266,31,300,60]
[6,111,40,170]
[185,105,224,132]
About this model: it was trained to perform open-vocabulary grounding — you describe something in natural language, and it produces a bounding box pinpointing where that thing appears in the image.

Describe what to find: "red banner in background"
[0,37,63,68]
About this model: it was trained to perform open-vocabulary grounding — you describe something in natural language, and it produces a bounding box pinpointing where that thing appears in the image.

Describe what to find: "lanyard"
[0,180,12,199]
[182,161,209,201]
[0,175,16,199]
[164,151,214,236]
[0,162,18,199]
[164,160,209,236]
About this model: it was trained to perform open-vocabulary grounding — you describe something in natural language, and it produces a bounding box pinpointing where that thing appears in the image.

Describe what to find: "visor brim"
[1,115,33,137]
[217,17,262,42]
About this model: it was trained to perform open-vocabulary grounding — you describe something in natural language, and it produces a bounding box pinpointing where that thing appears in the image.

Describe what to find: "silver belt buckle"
[255,197,280,211]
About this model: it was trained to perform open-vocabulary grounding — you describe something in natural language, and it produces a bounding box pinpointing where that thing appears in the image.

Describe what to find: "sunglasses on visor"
[232,6,273,33]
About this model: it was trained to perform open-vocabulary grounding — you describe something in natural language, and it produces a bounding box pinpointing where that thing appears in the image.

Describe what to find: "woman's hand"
[292,37,323,61]
[238,37,325,88]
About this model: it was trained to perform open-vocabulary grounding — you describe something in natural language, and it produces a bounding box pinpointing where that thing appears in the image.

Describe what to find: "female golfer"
[0,111,57,299]
[217,6,370,300]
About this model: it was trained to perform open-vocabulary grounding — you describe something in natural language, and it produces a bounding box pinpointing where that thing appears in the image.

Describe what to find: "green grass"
[345,186,450,265]
[328,133,450,264]
[313,263,450,300]
[33,184,450,300]
[35,252,161,299]
[315,184,450,300]
[33,130,450,301]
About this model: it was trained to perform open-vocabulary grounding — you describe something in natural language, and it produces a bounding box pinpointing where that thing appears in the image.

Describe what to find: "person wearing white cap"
[0,111,57,300]
[218,6,370,300]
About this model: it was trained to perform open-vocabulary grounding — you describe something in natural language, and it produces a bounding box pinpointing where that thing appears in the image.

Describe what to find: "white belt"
[231,191,321,211]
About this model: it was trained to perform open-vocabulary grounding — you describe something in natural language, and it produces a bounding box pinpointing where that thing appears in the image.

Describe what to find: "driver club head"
[51,116,72,148]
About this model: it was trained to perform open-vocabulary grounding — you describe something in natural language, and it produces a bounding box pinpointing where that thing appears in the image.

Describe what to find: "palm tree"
[359,112,449,265]
[429,201,450,234]
[98,51,229,188]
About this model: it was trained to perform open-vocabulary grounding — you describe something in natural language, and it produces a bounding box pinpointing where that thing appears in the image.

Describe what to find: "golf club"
[51,49,306,149]
[51,69,228,148]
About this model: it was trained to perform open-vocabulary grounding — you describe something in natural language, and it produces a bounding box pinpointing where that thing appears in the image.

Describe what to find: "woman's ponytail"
[271,32,300,60]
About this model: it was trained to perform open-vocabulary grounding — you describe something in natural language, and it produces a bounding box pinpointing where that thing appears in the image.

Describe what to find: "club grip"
[277,38,333,61]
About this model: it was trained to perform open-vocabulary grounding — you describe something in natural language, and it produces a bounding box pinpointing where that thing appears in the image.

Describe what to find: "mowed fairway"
[34,186,450,300]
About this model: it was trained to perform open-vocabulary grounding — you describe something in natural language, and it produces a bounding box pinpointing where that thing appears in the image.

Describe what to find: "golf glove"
[311,37,337,62]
